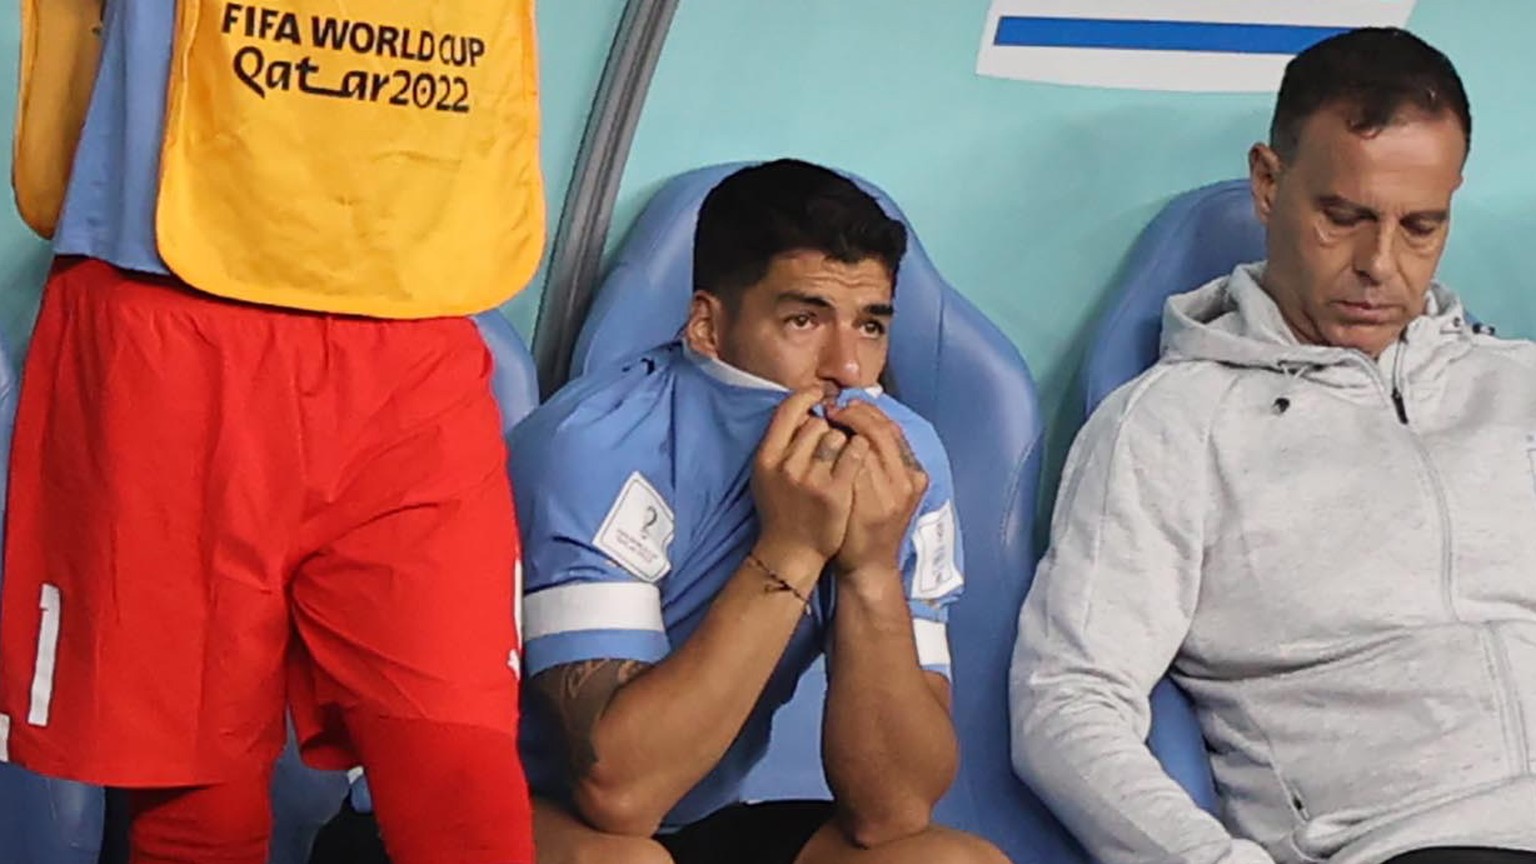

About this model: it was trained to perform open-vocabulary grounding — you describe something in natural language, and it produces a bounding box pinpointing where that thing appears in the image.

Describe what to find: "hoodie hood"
[1161,263,1470,380]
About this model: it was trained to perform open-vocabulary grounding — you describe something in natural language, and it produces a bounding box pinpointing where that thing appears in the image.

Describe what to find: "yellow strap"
[13,0,106,239]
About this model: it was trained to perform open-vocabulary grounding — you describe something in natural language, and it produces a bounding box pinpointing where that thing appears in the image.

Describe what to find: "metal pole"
[532,0,680,398]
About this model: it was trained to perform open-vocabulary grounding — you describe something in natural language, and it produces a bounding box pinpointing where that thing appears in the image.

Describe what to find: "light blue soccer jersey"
[53,0,173,273]
[510,343,964,828]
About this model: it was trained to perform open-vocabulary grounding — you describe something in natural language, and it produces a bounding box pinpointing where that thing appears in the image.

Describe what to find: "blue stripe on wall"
[994,16,1348,55]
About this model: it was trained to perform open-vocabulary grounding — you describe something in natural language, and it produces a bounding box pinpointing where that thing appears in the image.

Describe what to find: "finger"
[854,456,894,512]
[782,418,833,476]
[896,433,926,478]
[829,402,907,479]
[758,389,827,465]
[830,435,871,485]
[842,401,927,478]
[809,430,849,472]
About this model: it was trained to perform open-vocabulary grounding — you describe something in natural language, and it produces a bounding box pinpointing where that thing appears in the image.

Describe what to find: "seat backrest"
[474,311,541,434]
[570,163,1076,864]
[1078,178,1265,814]
[1084,178,1263,411]
[0,765,102,864]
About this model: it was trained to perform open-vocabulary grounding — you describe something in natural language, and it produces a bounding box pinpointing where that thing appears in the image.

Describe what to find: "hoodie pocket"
[1247,631,1508,833]
[1274,776,1329,864]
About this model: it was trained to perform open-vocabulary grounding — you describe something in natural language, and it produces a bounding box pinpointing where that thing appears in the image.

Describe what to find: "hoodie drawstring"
[1273,363,1307,415]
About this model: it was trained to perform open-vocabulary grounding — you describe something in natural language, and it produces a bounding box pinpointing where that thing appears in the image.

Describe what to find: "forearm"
[823,566,957,847]
[576,541,822,834]
[1012,677,1271,864]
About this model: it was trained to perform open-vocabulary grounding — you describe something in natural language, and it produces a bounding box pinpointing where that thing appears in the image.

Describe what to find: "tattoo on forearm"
[531,659,650,778]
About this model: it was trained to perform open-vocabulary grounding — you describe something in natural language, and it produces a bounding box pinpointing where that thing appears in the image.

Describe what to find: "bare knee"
[799,821,1009,864]
[922,829,1011,864]
[533,797,673,864]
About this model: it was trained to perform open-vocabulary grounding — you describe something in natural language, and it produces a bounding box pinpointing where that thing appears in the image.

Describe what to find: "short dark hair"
[1270,27,1470,161]
[693,159,907,304]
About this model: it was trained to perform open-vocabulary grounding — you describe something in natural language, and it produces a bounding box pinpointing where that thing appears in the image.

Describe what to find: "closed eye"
[1323,206,1366,228]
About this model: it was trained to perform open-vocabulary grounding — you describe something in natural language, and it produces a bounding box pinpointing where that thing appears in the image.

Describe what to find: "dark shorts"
[310,798,835,864]
[657,800,836,864]
[1386,850,1536,864]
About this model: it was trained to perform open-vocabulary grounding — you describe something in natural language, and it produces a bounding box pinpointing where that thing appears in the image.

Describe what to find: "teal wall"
[0,0,1528,498]
[606,0,1536,497]
[504,3,626,337]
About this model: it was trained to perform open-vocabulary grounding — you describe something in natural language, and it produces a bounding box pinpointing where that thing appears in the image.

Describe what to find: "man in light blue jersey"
[511,160,1007,864]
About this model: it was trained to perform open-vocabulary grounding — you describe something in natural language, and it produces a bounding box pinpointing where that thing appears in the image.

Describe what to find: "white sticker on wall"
[977,0,1417,92]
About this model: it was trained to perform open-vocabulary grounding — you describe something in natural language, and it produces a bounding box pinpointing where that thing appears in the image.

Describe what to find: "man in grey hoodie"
[1011,27,1536,864]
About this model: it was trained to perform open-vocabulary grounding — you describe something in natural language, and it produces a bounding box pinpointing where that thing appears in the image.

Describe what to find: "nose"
[817,326,862,390]
[1353,221,1396,286]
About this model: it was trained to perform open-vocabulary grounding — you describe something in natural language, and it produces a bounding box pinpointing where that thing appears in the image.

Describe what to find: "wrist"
[751,537,828,590]
[835,562,904,600]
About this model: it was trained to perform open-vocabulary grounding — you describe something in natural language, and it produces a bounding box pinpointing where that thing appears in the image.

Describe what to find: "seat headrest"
[1084,179,1263,412]
[472,311,539,433]
[573,163,1040,460]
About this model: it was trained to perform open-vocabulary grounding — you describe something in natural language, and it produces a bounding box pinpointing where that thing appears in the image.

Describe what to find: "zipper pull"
[1392,387,1409,425]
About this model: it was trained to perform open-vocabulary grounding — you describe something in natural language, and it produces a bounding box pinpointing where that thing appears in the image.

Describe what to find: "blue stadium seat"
[344,309,540,821]
[0,766,102,864]
[568,163,1071,863]
[268,726,350,864]
[475,309,542,433]
[1078,178,1265,815]
[0,330,106,864]
[1083,178,1264,411]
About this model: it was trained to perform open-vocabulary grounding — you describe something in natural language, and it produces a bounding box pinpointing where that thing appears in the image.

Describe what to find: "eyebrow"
[1317,195,1449,223]
[775,291,895,318]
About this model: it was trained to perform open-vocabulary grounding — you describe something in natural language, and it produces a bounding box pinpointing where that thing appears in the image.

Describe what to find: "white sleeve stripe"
[523,582,665,641]
[914,618,951,668]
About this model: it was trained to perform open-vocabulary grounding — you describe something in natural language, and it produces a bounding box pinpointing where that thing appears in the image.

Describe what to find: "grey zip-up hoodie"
[1012,263,1536,864]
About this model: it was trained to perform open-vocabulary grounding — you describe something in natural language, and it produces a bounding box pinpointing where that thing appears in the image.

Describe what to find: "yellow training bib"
[158,0,545,318]
[13,0,105,238]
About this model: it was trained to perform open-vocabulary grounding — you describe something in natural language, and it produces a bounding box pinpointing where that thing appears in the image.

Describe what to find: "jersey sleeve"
[898,421,965,679]
[511,417,677,678]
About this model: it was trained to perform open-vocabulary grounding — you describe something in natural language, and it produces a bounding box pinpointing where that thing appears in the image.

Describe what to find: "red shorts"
[0,258,525,786]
